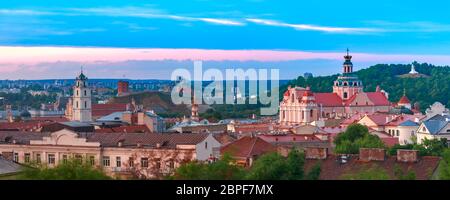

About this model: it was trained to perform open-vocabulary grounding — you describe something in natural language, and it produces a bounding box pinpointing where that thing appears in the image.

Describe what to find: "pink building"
[280,51,391,126]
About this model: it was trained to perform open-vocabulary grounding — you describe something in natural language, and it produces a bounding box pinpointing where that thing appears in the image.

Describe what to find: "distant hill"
[282,62,450,112]
[108,91,190,117]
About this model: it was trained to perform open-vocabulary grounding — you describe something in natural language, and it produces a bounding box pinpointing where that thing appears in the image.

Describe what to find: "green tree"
[342,165,390,180]
[19,159,111,180]
[246,152,289,180]
[334,123,385,154]
[438,149,450,180]
[394,164,416,180]
[172,154,246,180]
[305,162,321,180]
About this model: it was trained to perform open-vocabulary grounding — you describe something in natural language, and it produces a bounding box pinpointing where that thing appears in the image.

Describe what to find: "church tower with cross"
[71,68,92,122]
[332,49,363,100]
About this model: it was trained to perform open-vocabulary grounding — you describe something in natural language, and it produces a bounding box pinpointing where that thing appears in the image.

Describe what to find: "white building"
[71,71,92,122]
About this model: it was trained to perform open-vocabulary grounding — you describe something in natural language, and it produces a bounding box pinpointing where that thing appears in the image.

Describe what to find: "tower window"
[85,101,87,108]
[84,90,87,96]
[76,101,79,108]
[343,92,348,99]
[310,110,313,118]
[76,90,79,96]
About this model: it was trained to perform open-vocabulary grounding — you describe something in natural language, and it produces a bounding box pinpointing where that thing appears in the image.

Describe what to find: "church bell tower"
[71,68,92,122]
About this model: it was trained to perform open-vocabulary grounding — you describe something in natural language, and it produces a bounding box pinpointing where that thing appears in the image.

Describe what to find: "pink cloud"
[1,46,450,66]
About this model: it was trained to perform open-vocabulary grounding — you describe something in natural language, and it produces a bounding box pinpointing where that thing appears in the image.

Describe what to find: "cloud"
[0,9,54,16]
[69,7,245,26]
[246,18,381,34]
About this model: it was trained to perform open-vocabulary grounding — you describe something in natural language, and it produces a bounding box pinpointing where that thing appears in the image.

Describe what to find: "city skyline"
[2,0,450,79]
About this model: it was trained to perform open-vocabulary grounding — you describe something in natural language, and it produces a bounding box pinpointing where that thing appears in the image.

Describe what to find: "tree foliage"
[439,149,450,180]
[19,159,111,180]
[341,165,390,180]
[387,138,448,157]
[172,150,321,180]
[334,123,385,154]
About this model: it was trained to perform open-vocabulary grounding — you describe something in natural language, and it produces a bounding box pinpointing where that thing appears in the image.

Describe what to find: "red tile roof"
[314,93,343,106]
[365,92,391,106]
[220,136,276,158]
[380,137,399,147]
[398,95,411,104]
[92,103,128,117]
[87,132,209,148]
[304,155,440,180]
[95,125,150,133]
[258,134,322,143]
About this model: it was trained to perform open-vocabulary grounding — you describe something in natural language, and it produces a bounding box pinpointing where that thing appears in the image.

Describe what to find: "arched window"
[343,92,348,99]
[343,82,348,86]
[76,90,79,96]
[310,110,313,118]
[84,101,87,108]
[84,90,87,96]
[76,101,79,108]
[282,111,285,119]
[396,130,400,136]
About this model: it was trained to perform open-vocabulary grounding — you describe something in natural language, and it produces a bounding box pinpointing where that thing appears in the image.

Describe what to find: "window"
[447,129,450,133]
[24,153,30,163]
[155,160,161,169]
[76,101,79,108]
[84,90,87,96]
[102,156,110,167]
[141,158,149,168]
[75,155,83,164]
[310,110,313,118]
[116,157,121,167]
[13,153,19,162]
[62,155,68,164]
[76,90,79,96]
[84,101,87,108]
[169,160,175,169]
[36,154,41,164]
[396,130,400,136]
[129,157,134,168]
[343,92,348,99]
[48,154,55,165]
[205,142,208,149]
[343,82,348,86]
[89,156,95,166]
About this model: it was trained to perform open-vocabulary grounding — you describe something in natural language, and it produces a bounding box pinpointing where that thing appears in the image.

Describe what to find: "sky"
[1,0,450,79]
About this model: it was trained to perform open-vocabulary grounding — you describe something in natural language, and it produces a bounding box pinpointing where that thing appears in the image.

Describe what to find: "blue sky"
[1,0,450,79]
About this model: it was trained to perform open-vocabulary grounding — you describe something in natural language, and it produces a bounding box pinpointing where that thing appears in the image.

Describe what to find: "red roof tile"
[95,125,150,133]
[366,92,391,106]
[220,136,276,158]
[92,103,128,117]
[314,93,343,106]
[398,95,411,104]
[304,155,440,180]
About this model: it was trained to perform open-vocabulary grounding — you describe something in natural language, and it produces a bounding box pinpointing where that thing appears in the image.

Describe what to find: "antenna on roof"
[346,48,349,56]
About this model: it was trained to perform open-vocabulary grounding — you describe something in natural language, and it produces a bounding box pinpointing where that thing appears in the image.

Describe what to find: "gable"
[30,129,100,147]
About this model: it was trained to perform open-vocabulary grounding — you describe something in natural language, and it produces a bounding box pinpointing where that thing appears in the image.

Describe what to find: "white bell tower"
[71,69,92,122]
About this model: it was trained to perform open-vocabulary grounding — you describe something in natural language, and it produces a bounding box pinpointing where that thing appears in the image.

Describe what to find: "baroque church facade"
[279,50,392,125]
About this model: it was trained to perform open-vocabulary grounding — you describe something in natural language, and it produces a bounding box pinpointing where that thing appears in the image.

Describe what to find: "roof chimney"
[359,148,385,162]
[305,147,328,160]
[397,149,419,162]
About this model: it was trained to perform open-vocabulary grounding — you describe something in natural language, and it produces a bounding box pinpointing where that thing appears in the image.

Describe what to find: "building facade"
[280,51,391,126]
